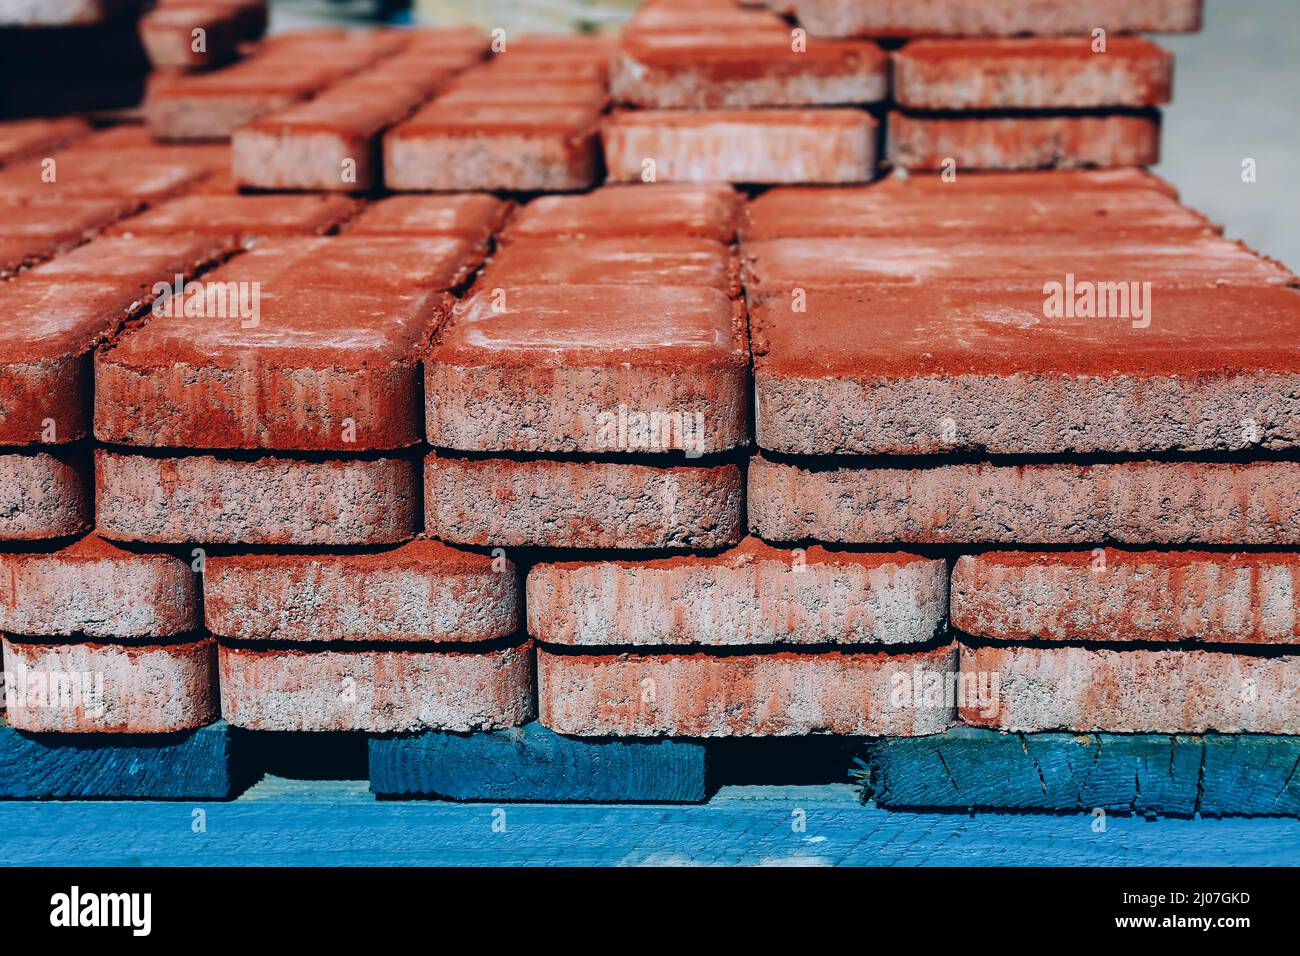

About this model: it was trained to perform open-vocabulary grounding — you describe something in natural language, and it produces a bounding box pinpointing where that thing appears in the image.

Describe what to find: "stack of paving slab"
[742,167,1300,816]
[384,32,615,192]
[0,6,1298,816]
[605,0,887,184]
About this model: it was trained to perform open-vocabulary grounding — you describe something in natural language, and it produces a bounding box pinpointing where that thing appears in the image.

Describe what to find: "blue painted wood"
[863,729,1295,817]
[0,780,1294,866]
[369,722,707,802]
[1201,735,1300,817]
[0,720,240,800]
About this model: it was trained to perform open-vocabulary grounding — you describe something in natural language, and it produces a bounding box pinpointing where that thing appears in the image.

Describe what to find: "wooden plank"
[0,719,241,800]
[862,729,1297,817]
[0,780,1295,866]
[1201,734,1300,817]
[369,721,707,802]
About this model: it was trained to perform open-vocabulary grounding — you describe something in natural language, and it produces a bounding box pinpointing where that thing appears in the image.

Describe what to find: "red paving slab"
[435,78,609,109]
[95,283,450,450]
[501,183,741,242]
[748,457,1300,546]
[0,148,215,202]
[740,234,1295,301]
[218,641,534,732]
[740,176,1212,239]
[888,111,1162,171]
[345,194,513,243]
[212,235,486,292]
[1,237,232,446]
[789,0,1204,38]
[205,539,518,643]
[750,285,1300,455]
[961,644,1299,735]
[107,193,362,243]
[0,450,90,540]
[477,237,740,295]
[537,642,957,737]
[951,550,1300,646]
[0,118,89,166]
[0,534,197,638]
[612,33,889,108]
[233,84,438,192]
[1,636,218,734]
[527,537,947,647]
[893,38,1174,110]
[140,4,242,71]
[426,284,748,454]
[425,454,745,550]
[0,196,140,276]
[385,102,603,192]
[95,450,419,545]
[604,108,877,184]
[28,234,235,294]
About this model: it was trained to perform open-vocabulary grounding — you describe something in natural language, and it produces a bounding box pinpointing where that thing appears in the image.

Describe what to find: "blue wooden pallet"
[0,720,242,800]
[861,728,1300,817]
[0,779,1295,866]
[369,723,707,802]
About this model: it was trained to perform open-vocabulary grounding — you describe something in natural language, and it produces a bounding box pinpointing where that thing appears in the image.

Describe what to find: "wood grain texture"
[861,729,1300,817]
[369,722,707,802]
[0,720,240,800]
[0,780,1294,865]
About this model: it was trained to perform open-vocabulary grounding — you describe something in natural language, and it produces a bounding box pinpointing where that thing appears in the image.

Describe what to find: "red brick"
[790,0,1204,38]
[740,175,1211,240]
[205,539,518,643]
[0,118,89,167]
[894,38,1174,110]
[748,457,1300,545]
[888,111,1162,171]
[750,285,1300,455]
[0,237,231,446]
[501,184,741,243]
[612,33,888,108]
[0,534,197,638]
[537,643,957,736]
[385,103,601,192]
[0,450,89,540]
[528,536,946,647]
[218,641,534,732]
[604,109,877,184]
[425,454,744,550]
[960,644,1298,735]
[208,235,485,292]
[233,84,433,192]
[0,148,213,202]
[95,450,418,545]
[952,551,1300,646]
[474,57,609,83]
[435,78,608,110]
[107,194,361,243]
[426,285,747,454]
[0,196,140,248]
[145,32,400,141]
[2,636,218,733]
[740,234,1293,301]
[95,286,449,451]
[478,237,739,295]
[140,4,242,71]
[345,194,512,243]
[157,0,266,40]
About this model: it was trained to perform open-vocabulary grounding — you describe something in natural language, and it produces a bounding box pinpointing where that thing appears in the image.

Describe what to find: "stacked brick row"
[605,0,1204,182]
[742,167,1300,739]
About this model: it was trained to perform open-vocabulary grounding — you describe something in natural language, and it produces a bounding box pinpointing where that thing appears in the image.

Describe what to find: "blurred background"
[247,0,1300,270]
